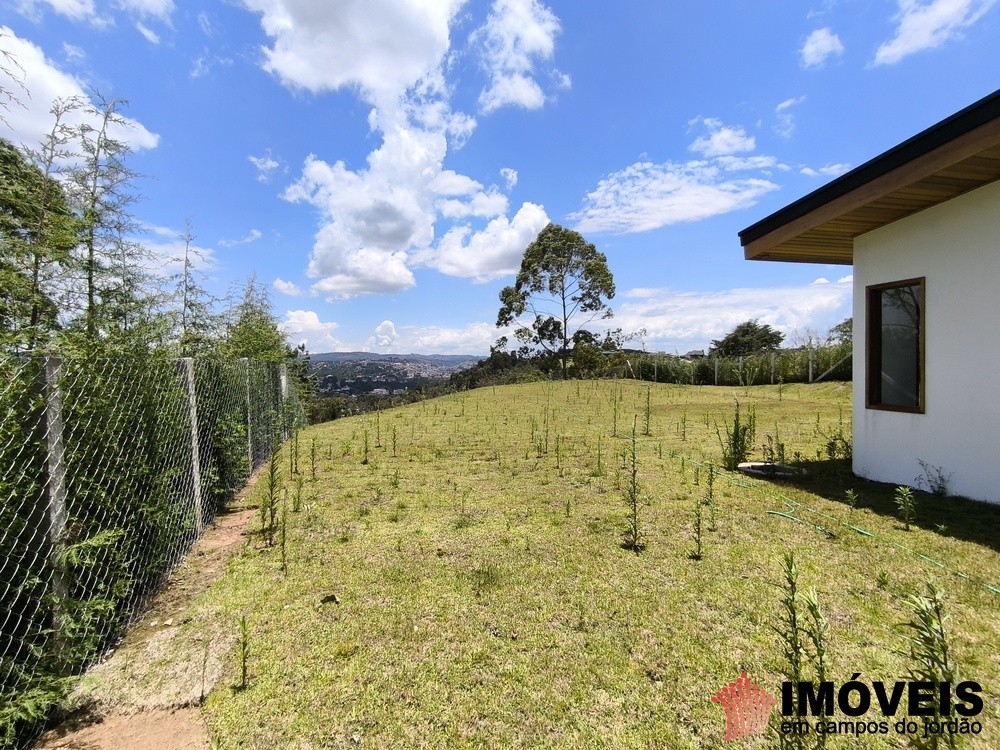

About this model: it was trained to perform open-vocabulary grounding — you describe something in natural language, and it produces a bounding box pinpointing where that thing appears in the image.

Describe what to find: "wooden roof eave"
[741,115,1000,265]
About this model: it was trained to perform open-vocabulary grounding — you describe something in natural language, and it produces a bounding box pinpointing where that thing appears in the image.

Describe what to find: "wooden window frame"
[866,277,925,413]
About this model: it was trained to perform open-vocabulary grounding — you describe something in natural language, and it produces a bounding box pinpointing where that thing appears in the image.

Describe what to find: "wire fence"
[0,355,302,748]
[622,345,853,386]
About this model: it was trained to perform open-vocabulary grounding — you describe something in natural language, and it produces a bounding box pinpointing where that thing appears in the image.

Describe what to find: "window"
[866,278,924,412]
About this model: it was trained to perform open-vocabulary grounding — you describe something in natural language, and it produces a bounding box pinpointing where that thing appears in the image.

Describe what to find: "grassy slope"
[187,381,998,749]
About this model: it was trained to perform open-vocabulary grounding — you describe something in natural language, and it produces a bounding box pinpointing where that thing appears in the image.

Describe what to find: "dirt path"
[35,504,257,750]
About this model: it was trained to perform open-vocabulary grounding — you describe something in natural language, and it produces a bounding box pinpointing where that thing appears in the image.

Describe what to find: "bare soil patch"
[34,503,257,749]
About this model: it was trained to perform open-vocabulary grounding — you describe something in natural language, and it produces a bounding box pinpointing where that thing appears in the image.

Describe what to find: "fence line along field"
[0,355,303,749]
[131,380,997,749]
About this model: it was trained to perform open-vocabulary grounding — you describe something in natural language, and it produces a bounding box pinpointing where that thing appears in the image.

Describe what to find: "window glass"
[868,280,923,410]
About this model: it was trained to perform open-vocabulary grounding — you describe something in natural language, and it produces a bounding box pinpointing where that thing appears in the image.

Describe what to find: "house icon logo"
[711,673,779,741]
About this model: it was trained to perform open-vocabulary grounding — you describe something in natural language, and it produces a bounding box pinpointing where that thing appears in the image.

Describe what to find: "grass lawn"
[182,381,998,748]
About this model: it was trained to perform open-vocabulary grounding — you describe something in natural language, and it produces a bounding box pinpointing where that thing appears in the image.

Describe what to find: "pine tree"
[171,219,219,356]
[65,93,155,350]
[0,129,78,353]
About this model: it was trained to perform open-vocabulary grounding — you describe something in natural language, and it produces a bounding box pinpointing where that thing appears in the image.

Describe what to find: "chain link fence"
[0,355,302,748]
[625,345,853,386]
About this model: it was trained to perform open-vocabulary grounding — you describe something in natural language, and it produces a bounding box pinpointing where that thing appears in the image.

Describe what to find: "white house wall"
[853,178,1000,504]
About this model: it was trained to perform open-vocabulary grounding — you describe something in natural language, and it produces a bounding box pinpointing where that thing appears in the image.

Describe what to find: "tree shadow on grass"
[758,458,1000,555]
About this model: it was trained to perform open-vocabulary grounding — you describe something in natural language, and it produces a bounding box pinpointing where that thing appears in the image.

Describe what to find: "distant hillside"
[310,352,483,396]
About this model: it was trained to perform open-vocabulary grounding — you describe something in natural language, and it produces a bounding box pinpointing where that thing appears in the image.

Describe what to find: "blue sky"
[2,1,999,355]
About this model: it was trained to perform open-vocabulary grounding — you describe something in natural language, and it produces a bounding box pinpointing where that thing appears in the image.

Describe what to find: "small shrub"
[705,464,718,531]
[259,449,281,545]
[773,553,829,750]
[237,614,251,690]
[820,408,852,461]
[716,399,755,471]
[689,495,703,560]
[895,486,917,530]
[621,418,646,552]
[292,475,304,512]
[899,582,959,749]
[774,552,804,686]
[845,489,860,512]
[916,460,951,497]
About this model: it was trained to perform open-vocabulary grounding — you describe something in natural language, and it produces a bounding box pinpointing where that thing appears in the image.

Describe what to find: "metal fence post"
[182,358,204,535]
[279,363,289,440]
[43,357,69,640]
[241,357,253,471]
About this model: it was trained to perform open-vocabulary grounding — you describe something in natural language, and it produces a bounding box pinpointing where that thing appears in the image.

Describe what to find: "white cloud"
[197,11,214,35]
[18,0,173,25]
[243,0,561,298]
[190,56,208,79]
[116,0,174,21]
[568,116,780,234]
[249,151,281,183]
[365,319,497,353]
[615,279,852,353]
[136,22,160,44]
[62,43,86,63]
[500,167,518,190]
[16,0,111,26]
[273,278,302,296]
[689,117,756,157]
[716,155,784,172]
[399,321,497,353]
[416,201,549,281]
[437,188,508,219]
[239,0,466,102]
[218,229,263,247]
[0,28,159,153]
[774,95,806,138]
[569,159,778,235]
[281,310,344,351]
[474,0,567,114]
[801,28,845,67]
[874,0,997,65]
[367,320,400,350]
[800,163,852,178]
[280,311,504,354]
[307,245,416,300]
[190,53,234,79]
[284,87,513,297]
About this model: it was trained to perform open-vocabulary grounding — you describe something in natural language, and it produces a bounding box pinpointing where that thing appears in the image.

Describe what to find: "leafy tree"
[710,319,784,357]
[496,223,615,379]
[828,317,852,346]
[220,276,288,361]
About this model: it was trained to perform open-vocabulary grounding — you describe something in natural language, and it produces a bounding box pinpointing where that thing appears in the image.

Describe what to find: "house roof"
[739,88,1000,265]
